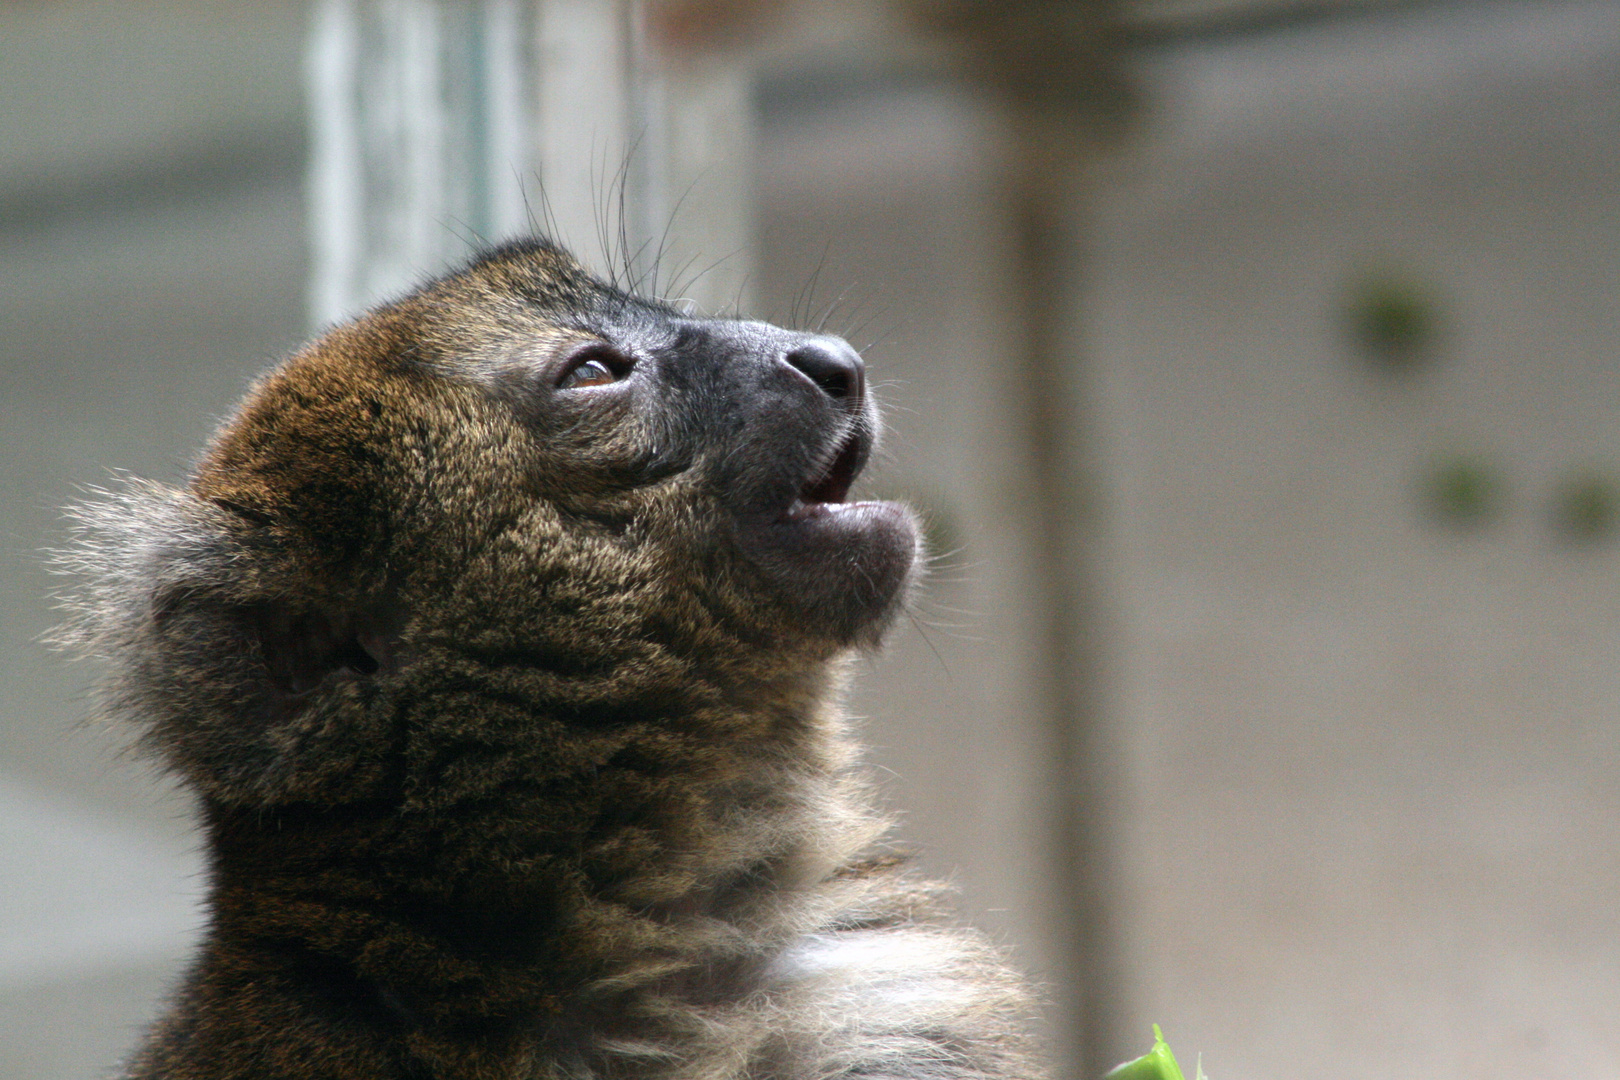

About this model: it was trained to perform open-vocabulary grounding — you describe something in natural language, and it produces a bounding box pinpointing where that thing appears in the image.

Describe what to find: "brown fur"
[53,240,1043,1080]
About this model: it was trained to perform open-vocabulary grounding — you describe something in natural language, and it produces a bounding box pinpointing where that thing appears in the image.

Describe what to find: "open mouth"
[780,428,868,522]
[739,416,917,641]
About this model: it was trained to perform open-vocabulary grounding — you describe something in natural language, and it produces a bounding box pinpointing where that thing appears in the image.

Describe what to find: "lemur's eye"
[557,347,631,390]
[560,359,615,389]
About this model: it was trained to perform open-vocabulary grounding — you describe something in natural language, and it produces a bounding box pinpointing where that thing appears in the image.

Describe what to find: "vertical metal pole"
[906,4,1132,1075]
[386,0,446,296]
[1006,124,1127,1080]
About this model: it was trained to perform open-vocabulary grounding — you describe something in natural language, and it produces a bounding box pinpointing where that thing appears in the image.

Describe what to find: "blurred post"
[307,0,536,326]
[306,0,753,328]
[909,4,1133,1076]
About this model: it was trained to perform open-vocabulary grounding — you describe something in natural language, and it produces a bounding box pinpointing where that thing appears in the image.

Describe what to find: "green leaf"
[1104,1025,1187,1080]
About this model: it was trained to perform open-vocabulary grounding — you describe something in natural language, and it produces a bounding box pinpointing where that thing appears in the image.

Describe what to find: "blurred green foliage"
[1425,455,1502,529]
[1345,271,1440,373]
[1553,469,1620,542]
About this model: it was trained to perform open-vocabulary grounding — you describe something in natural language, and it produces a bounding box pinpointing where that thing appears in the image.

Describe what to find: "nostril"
[783,337,865,403]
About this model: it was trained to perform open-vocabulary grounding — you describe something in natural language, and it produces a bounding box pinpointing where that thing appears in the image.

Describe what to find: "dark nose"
[783,336,865,405]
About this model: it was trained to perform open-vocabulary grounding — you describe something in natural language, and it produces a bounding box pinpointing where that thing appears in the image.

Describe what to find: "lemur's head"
[56,240,919,807]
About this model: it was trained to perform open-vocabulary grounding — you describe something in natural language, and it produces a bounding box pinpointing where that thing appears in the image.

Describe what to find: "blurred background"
[2,0,1618,1077]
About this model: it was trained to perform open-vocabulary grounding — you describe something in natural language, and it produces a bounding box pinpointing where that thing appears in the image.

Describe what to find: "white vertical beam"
[307,0,539,327]
[307,0,755,325]
[532,0,635,268]
[375,0,444,304]
[306,0,362,328]
[483,0,534,237]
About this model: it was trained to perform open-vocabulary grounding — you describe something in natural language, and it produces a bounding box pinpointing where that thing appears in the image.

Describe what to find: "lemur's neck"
[192,659,867,1035]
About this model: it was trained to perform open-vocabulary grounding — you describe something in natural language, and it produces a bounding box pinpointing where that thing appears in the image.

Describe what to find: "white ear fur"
[52,478,400,806]
[48,478,297,796]
[50,476,251,668]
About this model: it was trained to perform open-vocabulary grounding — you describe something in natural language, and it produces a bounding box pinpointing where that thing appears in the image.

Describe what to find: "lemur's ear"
[205,495,392,694]
[206,496,277,529]
[248,604,389,697]
[52,479,248,660]
[51,479,397,806]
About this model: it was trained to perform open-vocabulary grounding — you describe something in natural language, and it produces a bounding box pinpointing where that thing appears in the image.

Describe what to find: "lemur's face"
[438,254,921,649]
[174,240,919,758]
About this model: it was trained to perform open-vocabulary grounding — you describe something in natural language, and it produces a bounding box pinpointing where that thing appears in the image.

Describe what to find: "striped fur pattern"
[53,240,1043,1080]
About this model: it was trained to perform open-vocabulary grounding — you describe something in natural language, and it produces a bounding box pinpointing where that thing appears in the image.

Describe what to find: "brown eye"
[557,348,630,390]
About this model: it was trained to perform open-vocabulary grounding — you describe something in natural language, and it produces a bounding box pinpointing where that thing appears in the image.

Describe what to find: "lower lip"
[781,498,872,523]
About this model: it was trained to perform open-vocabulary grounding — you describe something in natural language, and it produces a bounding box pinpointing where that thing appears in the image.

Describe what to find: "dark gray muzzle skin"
[686,320,915,644]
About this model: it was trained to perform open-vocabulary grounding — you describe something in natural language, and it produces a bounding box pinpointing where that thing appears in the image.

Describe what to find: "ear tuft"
[49,477,400,805]
[48,477,248,665]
